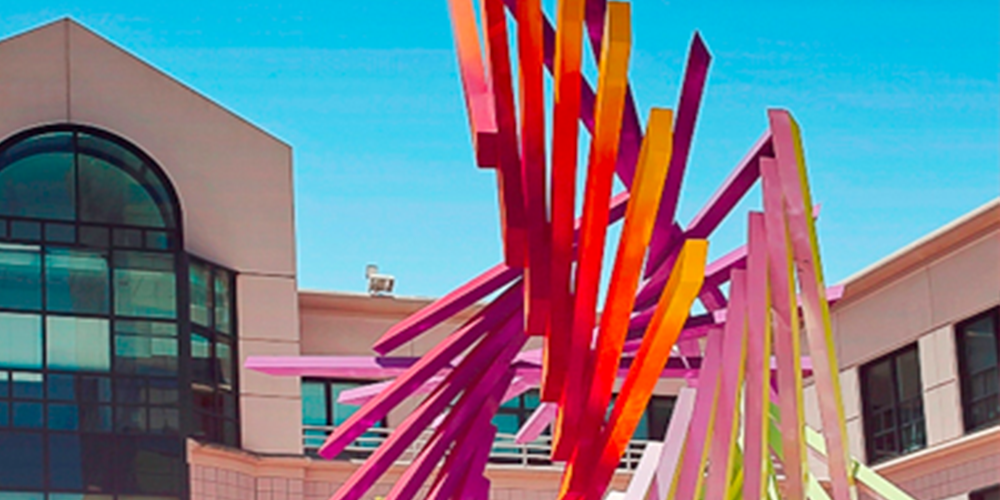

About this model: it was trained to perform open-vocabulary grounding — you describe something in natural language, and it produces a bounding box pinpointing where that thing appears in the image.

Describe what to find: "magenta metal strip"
[319,282,522,459]
[743,212,771,500]
[515,402,558,443]
[673,327,724,500]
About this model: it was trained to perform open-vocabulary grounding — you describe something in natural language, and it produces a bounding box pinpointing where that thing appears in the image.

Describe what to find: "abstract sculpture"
[246,1,921,499]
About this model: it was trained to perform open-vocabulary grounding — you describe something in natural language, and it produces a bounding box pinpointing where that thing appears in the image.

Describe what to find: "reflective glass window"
[956,308,1000,432]
[0,131,75,221]
[0,243,41,310]
[217,339,233,390]
[12,401,43,428]
[46,248,110,314]
[78,134,168,229]
[115,437,183,494]
[190,261,212,327]
[0,313,42,369]
[861,343,926,464]
[46,316,110,372]
[115,335,178,376]
[214,269,232,334]
[191,333,212,385]
[113,251,176,318]
[11,371,43,398]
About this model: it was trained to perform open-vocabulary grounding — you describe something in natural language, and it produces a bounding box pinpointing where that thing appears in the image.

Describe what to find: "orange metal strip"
[584,239,708,499]
[446,0,497,168]
[551,0,632,462]
[561,106,675,494]
[541,0,586,403]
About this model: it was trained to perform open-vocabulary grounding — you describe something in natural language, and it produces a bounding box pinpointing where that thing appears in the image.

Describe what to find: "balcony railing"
[303,425,650,471]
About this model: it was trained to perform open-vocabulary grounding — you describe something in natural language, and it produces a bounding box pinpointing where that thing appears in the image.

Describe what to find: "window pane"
[302,381,328,426]
[117,320,177,338]
[47,373,77,400]
[0,313,42,369]
[117,406,147,433]
[148,408,180,435]
[78,134,169,228]
[115,335,178,376]
[0,131,75,221]
[214,269,232,334]
[114,251,176,318]
[49,434,116,491]
[962,314,998,374]
[11,371,43,398]
[0,431,43,488]
[0,243,41,310]
[148,378,179,405]
[0,402,6,426]
[647,397,676,441]
[10,221,40,240]
[115,437,184,493]
[865,359,895,412]
[331,382,364,426]
[48,403,79,430]
[45,248,110,314]
[191,333,213,385]
[47,316,110,372]
[79,226,110,248]
[895,348,923,402]
[12,401,42,428]
[0,371,6,397]
[44,223,75,243]
[217,339,233,390]
[190,262,212,327]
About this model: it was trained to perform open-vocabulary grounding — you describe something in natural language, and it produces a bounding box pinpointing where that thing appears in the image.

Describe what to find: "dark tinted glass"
[11,371,43,398]
[957,309,1000,431]
[78,133,171,228]
[12,401,42,428]
[114,335,178,376]
[0,243,41,310]
[0,431,43,488]
[49,433,115,491]
[45,223,76,243]
[9,220,40,240]
[0,131,75,221]
[191,333,213,385]
[115,437,183,493]
[45,248,110,314]
[47,403,80,430]
[647,396,676,440]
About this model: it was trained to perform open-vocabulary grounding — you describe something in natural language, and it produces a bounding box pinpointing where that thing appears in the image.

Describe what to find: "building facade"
[0,18,997,500]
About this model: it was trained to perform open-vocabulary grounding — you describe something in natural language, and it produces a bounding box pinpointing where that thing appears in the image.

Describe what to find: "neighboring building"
[0,18,997,500]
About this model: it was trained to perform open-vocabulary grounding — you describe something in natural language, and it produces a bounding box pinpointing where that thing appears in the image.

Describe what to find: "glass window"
[0,402,6,426]
[10,220,41,240]
[115,437,183,494]
[78,137,166,229]
[189,262,212,327]
[113,251,176,319]
[956,308,1000,432]
[0,431,44,488]
[214,269,232,334]
[302,380,327,427]
[191,333,212,386]
[115,335,178,376]
[45,223,76,243]
[48,403,80,430]
[48,434,115,491]
[46,316,110,372]
[0,131,75,221]
[646,396,676,441]
[11,371,43,399]
[861,343,926,464]
[971,486,1000,500]
[12,401,43,428]
[46,248,110,314]
[0,243,41,310]
[0,313,42,369]
[216,339,233,390]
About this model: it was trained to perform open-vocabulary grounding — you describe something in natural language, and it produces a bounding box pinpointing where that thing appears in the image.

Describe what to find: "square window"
[48,433,115,491]
[0,243,42,310]
[47,373,77,401]
[46,316,110,372]
[80,405,112,433]
[112,228,143,248]
[0,312,42,369]
[12,401,42,428]
[10,221,41,241]
[0,431,43,488]
[44,223,75,243]
[45,248,109,314]
[114,335,178,376]
[11,371,43,399]
[79,226,110,248]
[47,403,79,430]
[116,406,147,433]
[113,251,176,319]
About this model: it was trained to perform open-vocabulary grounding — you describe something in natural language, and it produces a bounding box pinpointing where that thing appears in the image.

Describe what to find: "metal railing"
[303,425,651,471]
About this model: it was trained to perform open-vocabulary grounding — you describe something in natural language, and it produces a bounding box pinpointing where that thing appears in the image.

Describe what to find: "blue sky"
[2,1,997,298]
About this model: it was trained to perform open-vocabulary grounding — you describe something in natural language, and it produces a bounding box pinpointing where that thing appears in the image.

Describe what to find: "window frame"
[954,307,1000,433]
[859,343,927,464]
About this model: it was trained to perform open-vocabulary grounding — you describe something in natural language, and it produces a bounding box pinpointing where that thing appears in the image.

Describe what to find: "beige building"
[0,18,996,500]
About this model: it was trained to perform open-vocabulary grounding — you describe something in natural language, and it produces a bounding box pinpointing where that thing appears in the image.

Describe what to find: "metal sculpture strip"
[246,1,919,499]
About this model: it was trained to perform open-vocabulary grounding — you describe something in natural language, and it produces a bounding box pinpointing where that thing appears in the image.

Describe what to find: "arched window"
[0,125,236,499]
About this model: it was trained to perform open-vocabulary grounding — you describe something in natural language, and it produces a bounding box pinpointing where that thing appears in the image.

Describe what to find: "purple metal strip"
[373,264,520,354]
[327,312,523,499]
[385,367,518,500]
[426,420,498,500]
[319,282,522,459]
[645,33,712,276]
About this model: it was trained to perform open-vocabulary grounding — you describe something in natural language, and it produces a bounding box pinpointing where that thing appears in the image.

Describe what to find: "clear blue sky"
[2,1,997,298]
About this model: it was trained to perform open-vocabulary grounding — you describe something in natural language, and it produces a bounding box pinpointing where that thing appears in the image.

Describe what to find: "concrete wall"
[0,19,302,454]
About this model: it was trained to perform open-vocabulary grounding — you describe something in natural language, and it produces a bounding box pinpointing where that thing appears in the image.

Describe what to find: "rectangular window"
[0,313,42,369]
[956,308,1000,432]
[46,248,109,314]
[113,251,176,319]
[301,379,385,457]
[0,243,41,310]
[46,316,111,372]
[971,485,1000,500]
[860,343,927,464]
